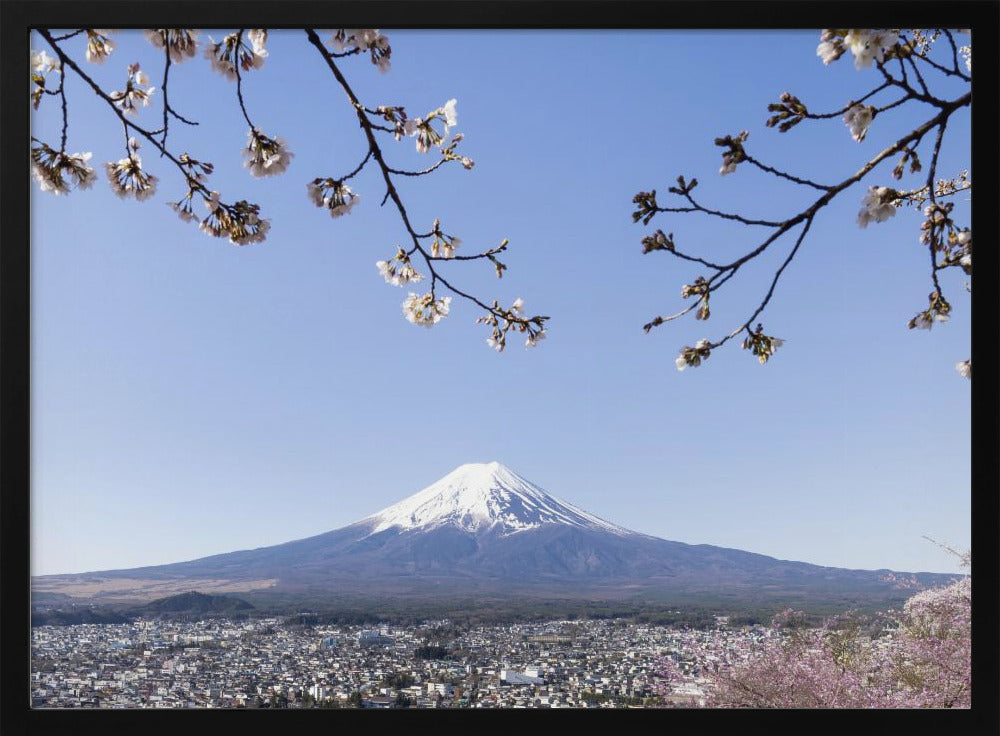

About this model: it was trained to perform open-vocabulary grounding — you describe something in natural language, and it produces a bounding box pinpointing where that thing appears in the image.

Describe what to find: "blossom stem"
[233,30,256,130]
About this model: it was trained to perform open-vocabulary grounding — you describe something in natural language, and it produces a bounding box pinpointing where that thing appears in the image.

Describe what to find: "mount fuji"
[32,462,955,604]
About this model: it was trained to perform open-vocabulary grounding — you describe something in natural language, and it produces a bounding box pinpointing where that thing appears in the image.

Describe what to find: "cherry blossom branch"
[741,154,832,191]
[232,30,258,130]
[57,64,68,153]
[157,43,199,153]
[39,29,200,182]
[303,29,547,346]
[32,28,546,346]
[904,30,970,82]
[51,29,86,42]
[634,35,970,372]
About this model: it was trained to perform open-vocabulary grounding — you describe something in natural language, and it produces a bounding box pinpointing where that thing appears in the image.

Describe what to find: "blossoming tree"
[29,28,549,351]
[655,570,971,708]
[631,29,971,378]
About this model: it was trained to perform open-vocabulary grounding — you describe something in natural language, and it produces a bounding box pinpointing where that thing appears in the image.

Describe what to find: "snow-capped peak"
[364,462,633,537]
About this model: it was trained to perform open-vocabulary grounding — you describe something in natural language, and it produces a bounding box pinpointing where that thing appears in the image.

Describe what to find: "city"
[30,616,772,709]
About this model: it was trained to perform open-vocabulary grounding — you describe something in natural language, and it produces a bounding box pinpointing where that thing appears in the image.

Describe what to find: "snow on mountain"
[363,461,633,537]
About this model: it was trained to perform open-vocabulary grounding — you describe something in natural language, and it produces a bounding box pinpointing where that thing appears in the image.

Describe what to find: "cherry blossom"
[243,129,294,177]
[857,186,897,227]
[143,29,200,62]
[84,29,115,64]
[843,103,874,142]
[402,292,451,327]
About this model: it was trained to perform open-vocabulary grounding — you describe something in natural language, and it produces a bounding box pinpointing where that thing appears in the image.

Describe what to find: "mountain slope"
[32,462,956,603]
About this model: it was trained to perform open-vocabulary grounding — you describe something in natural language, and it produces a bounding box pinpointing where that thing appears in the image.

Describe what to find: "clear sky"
[30,29,971,576]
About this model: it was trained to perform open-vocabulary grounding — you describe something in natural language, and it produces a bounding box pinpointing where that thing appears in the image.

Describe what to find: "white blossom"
[844,29,899,70]
[957,229,971,268]
[402,292,451,327]
[111,63,156,117]
[31,49,60,73]
[198,195,270,245]
[327,29,392,72]
[843,103,874,142]
[857,186,897,227]
[168,197,200,223]
[525,330,546,348]
[143,29,200,63]
[441,98,458,132]
[246,29,268,59]
[307,179,360,218]
[816,38,845,65]
[719,152,738,176]
[955,360,971,379]
[243,129,294,177]
[203,32,266,80]
[511,298,525,314]
[85,30,115,64]
[675,355,688,371]
[376,258,422,286]
[30,146,96,195]
[104,152,158,200]
[487,337,504,352]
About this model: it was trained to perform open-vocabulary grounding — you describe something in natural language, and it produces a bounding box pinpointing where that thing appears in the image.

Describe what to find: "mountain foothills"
[32,463,955,610]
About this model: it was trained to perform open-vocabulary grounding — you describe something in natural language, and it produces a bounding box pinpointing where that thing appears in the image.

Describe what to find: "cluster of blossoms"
[402,292,451,327]
[681,277,711,321]
[104,137,158,200]
[907,290,951,330]
[857,186,899,227]
[920,202,971,272]
[640,229,675,254]
[676,339,712,371]
[376,249,423,286]
[30,142,96,195]
[143,29,200,63]
[110,63,155,117]
[715,131,749,175]
[842,103,875,142]
[429,220,461,259]
[203,30,268,80]
[30,49,60,74]
[166,153,215,223]
[817,29,900,69]
[199,191,270,245]
[243,128,294,177]
[439,133,475,170]
[764,92,808,133]
[30,49,60,109]
[741,325,784,365]
[477,298,546,351]
[405,99,458,154]
[328,29,392,73]
[306,178,360,218]
[84,29,115,64]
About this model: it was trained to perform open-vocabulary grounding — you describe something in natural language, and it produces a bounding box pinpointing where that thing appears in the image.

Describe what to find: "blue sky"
[30,30,971,576]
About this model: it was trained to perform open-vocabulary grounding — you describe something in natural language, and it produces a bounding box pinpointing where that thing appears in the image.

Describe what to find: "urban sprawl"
[30,616,779,708]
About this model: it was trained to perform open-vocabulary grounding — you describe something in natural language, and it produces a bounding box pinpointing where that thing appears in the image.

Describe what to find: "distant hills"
[31,591,255,626]
[32,462,957,610]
